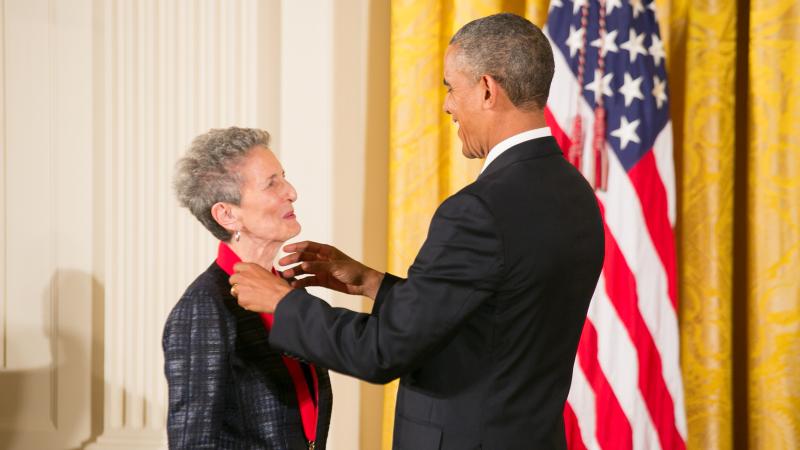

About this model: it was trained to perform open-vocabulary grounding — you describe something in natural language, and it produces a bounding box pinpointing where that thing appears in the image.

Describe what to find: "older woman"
[163,127,331,449]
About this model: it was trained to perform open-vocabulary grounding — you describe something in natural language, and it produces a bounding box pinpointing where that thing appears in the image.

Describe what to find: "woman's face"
[234,146,300,244]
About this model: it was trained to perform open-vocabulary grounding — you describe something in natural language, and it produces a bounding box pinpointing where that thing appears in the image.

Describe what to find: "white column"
[87,0,276,448]
[0,0,95,448]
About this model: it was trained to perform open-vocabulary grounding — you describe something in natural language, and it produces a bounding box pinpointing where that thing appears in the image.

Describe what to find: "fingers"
[228,267,254,286]
[283,240,325,253]
[281,266,300,279]
[280,263,309,279]
[229,262,269,287]
[282,261,331,279]
[279,251,324,266]
[230,264,293,314]
[290,276,321,289]
[232,261,263,274]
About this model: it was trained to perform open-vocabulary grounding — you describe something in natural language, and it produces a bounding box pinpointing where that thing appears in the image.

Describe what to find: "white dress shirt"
[480,127,552,174]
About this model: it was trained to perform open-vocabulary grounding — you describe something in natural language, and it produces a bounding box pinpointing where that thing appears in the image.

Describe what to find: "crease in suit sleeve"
[163,292,230,449]
[270,192,505,383]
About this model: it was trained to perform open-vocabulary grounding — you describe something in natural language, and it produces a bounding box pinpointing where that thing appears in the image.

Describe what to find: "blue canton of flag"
[547,0,670,171]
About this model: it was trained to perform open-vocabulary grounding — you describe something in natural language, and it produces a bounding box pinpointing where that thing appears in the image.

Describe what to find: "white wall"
[279,1,384,449]
[0,0,388,448]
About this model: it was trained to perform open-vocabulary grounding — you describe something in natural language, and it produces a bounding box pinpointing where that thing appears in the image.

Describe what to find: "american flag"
[543,1,687,449]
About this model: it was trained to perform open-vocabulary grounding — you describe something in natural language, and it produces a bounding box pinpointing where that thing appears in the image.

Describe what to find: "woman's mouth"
[283,211,296,219]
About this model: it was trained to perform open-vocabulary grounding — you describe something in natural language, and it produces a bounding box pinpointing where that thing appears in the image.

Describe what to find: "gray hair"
[173,127,271,241]
[450,13,554,110]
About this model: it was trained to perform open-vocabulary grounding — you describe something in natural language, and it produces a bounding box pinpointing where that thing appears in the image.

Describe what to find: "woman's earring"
[234,230,241,242]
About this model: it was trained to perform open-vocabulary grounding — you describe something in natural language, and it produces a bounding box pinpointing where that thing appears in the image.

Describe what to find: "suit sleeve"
[270,192,505,383]
[162,293,230,449]
[370,272,402,316]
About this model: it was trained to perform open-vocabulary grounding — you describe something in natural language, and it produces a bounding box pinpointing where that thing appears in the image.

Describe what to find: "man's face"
[443,46,488,159]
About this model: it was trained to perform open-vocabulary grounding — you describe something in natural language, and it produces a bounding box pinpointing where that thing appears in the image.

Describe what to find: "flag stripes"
[543,1,686,447]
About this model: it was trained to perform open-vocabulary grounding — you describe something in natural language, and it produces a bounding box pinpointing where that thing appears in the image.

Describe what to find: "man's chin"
[461,147,484,159]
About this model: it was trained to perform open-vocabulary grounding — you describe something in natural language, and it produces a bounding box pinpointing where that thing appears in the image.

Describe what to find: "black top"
[163,262,333,449]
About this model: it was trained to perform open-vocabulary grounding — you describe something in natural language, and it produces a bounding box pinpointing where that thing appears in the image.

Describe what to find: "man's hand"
[229,262,292,313]
[279,241,385,299]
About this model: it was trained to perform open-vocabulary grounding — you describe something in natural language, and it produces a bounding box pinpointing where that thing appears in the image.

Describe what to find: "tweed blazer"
[163,262,332,449]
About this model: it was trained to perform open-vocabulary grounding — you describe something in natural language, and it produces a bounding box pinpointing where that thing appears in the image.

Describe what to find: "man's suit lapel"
[478,136,562,181]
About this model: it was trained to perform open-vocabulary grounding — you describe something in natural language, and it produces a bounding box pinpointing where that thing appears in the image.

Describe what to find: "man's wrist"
[363,270,385,300]
[270,284,292,310]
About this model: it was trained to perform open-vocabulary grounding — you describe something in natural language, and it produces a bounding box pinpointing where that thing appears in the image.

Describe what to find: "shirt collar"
[216,241,280,278]
[216,241,240,276]
[480,127,552,174]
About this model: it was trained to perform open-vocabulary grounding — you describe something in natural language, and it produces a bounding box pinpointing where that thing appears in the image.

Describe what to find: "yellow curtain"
[667,0,800,448]
[385,1,800,449]
[664,0,737,447]
[385,1,513,447]
[385,2,445,447]
[746,1,800,448]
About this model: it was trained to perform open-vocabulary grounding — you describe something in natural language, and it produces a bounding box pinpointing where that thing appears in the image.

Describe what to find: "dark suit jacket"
[163,262,332,449]
[270,136,604,450]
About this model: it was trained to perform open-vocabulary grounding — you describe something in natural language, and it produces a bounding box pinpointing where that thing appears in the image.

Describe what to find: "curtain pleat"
[747,1,800,448]
[668,0,738,448]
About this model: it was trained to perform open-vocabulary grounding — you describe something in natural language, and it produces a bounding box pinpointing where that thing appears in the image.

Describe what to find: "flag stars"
[620,29,647,63]
[619,73,645,106]
[649,34,666,66]
[652,75,668,109]
[606,0,623,15]
[549,0,564,11]
[591,29,619,56]
[585,69,614,101]
[647,1,659,21]
[572,0,588,15]
[611,116,641,150]
[630,0,646,18]
[566,26,586,58]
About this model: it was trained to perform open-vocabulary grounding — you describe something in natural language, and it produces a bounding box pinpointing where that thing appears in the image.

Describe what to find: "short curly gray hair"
[174,127,270,241]
[450,13,554,110]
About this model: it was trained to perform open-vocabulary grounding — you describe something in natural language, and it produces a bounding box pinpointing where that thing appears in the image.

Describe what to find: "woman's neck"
[227,236,282,269]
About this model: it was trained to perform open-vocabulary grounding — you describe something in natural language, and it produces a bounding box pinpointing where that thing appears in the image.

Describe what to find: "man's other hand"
[279,241,384,299]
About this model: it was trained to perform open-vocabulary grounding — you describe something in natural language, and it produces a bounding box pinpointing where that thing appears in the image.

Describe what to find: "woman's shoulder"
[165,263,232,325]
[183,262,231,297]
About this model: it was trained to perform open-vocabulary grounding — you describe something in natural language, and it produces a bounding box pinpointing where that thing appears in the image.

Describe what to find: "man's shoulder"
[436,187,492,217]
[478,136,566,182]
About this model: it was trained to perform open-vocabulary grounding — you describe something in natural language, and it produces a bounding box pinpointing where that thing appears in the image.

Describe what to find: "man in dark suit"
[231,13,604,450]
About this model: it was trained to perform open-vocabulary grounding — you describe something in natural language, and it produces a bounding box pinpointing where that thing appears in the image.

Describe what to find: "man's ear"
[211,202,239,233]
[481,74,501,109]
